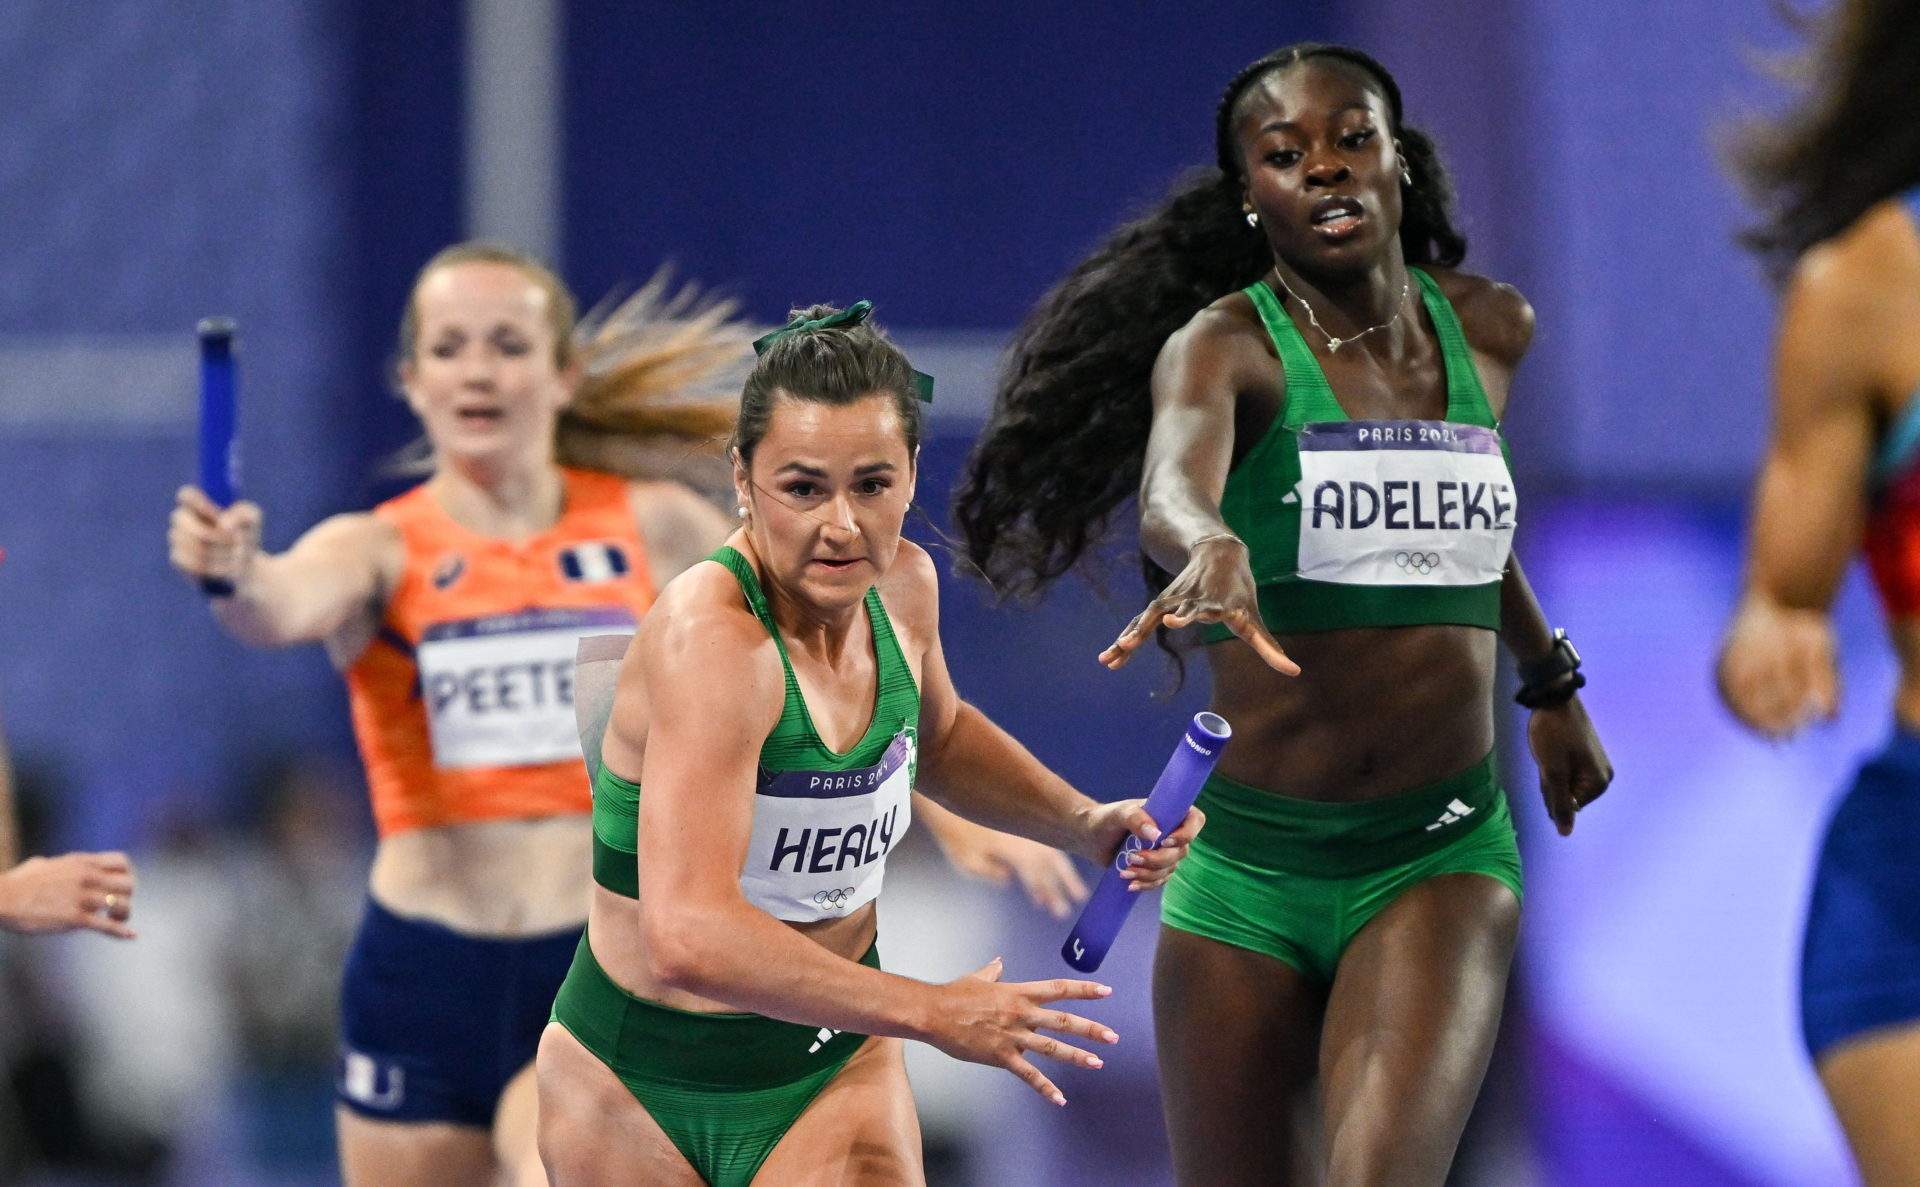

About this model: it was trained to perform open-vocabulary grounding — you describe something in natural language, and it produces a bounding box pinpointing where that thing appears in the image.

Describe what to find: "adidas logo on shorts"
[1424,798,1476,832]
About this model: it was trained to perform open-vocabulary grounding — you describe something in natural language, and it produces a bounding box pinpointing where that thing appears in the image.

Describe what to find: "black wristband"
[1515,669,1585,709]
[1515,629,1583,708]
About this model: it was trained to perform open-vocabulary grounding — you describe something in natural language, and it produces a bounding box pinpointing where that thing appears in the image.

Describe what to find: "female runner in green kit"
[957,44,1614,1186]
[534,302,1202,1186]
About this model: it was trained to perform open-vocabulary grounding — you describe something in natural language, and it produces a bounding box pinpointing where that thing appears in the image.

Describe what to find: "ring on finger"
[103,893,120,913]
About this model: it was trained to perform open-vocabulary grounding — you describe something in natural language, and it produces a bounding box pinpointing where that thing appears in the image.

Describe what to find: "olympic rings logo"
[1395,551,1440,576]
[813,887,856,909]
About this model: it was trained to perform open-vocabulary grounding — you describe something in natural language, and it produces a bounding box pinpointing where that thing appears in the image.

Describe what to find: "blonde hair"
[393,242,752,484]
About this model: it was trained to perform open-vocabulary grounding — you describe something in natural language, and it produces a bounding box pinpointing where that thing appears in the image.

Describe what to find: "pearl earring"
[736,506,747,519]
[1399,163,1413,186]
[1245,211,1259,227]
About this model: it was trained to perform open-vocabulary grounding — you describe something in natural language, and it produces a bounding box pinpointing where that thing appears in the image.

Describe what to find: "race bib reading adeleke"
[1294,420,1515,586]
[740,730,916,923]
[419,606,636,769]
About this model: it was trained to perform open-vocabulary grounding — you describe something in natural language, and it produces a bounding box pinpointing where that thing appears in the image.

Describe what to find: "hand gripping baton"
[196,317,239,597]
[1061,711,1230,972]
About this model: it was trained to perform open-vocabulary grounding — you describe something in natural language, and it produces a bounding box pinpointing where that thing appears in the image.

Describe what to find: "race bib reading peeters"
[418,606,637,769]
[740,730,916,923]
[1294,420,1515,586]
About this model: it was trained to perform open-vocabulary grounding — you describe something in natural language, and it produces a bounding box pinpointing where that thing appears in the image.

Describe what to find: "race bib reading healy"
[418,606,637,769]
[740,730,916,923]
[1294,420,1514,586]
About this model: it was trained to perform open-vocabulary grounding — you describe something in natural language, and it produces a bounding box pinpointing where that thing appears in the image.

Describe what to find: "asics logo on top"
[1424,798,1476,832]
[431,552,467,589]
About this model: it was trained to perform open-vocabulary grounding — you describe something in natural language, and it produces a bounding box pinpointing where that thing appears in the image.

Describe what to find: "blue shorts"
[337,897,581,1126]
[1802,729,1920,1059]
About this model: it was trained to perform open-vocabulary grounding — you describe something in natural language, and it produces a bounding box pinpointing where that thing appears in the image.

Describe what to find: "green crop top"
[591,547,921,922]
[1202,267,1514,642]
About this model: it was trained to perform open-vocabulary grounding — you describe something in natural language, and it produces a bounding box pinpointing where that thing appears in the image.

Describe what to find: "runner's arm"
[1719,209,1906,735]
[628,598,956,1039]
[896,546,1200,876]
[170,488,395,649]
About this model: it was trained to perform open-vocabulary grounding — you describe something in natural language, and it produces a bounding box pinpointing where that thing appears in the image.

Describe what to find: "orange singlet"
[346,468,655,838]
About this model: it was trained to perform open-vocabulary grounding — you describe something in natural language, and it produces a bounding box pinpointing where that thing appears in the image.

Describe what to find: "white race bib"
[1294,420,1514,587]
[418,606,637,769]
[740,731,916,922]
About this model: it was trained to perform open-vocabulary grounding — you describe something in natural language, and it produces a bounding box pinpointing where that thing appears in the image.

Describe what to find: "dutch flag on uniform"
[558,542,630,583]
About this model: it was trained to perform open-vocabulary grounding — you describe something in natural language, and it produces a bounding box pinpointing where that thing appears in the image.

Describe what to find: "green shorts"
[549,935,877,1187]
[1162,752,1523,983]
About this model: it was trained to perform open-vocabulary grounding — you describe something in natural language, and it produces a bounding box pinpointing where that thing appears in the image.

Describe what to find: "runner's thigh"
[753,1036,925,1187]
[534,1022,703,1187]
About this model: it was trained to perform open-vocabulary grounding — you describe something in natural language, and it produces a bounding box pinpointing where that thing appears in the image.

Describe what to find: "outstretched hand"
[1099,537,1298,674]
[924,958,1118,1106]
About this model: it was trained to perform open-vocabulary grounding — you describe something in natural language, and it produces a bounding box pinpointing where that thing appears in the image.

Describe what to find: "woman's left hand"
[1527,695,1612,836]
[1077,800,1205,891]
[936,828,1092,919]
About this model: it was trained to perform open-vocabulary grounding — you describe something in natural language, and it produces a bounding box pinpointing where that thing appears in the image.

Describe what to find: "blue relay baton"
[196,317,239,596]
[1062,711,1231,973]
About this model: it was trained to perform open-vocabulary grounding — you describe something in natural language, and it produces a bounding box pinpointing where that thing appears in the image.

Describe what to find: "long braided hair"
[953,45,1465,607]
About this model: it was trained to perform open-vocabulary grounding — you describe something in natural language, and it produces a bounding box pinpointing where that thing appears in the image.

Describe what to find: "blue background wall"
[563,2,1325,328]
[0,1,358,841]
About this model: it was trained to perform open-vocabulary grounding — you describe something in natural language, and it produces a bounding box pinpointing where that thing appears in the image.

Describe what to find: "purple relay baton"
[1062,711,1231,973]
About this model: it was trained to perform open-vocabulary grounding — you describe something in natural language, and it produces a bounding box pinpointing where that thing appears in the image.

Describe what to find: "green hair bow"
[751,300,934,403]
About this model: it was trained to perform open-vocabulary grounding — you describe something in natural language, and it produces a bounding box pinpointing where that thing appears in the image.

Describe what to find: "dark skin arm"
[1451,275,1612,835]
[1101,296,1298,674]
[1501,551,1609,833]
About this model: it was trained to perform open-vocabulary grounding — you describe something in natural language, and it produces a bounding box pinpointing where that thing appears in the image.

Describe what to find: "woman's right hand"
[0,852,137,938]
[922,958,1119,1106]
[1098,535,1299,674]
[169,485,263,591]
[1716,596,1838,739]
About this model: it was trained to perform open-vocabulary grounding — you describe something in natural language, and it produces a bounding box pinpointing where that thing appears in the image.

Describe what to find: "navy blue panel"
[339,0,466,493]
[0,1,366,847]
[563,4,1339,328]
[0,438,355,850]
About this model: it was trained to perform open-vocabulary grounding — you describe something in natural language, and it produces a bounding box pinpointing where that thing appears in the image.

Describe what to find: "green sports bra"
[1202,268,1515,641]
[591,546,921,922]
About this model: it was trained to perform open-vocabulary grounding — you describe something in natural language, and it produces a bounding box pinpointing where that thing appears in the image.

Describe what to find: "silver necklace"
[1269,270,1410,353]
